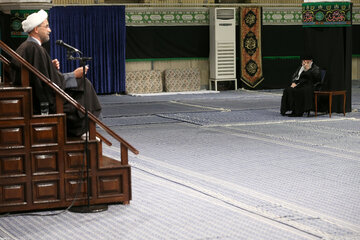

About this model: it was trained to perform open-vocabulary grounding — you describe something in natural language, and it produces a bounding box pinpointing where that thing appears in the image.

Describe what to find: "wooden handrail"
[0,54,10,65]
[0,40,138,155]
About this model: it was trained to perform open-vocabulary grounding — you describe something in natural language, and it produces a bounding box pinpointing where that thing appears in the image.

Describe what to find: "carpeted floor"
[1,83,359,240]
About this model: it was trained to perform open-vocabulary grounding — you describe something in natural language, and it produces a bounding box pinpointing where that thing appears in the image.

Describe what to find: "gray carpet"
[1,86,360,240]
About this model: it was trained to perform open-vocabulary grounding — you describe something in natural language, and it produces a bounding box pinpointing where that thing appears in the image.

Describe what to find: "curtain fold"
[49,6,126,94]
[304,27,352,113]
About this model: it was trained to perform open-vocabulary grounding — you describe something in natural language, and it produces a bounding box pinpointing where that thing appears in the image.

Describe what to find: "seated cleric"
[11,9,101,137]
[280,55,321,117]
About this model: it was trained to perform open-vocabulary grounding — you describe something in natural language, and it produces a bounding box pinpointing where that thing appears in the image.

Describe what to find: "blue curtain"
[49,6,126,94]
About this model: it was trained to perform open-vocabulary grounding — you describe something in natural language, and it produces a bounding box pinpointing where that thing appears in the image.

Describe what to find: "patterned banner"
[263,7,302,25]
[126,8,208,26]
[239,7,264,88]
[302,2,352,27]
[10,10,45,38]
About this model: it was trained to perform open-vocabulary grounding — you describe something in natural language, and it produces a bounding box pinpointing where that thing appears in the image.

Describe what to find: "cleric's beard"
[40,35,50,44]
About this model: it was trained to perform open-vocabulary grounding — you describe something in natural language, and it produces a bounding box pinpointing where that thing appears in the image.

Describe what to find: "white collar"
[28,36,42,46]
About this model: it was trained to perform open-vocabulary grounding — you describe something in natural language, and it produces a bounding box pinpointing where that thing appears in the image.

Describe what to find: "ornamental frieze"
[125,7,360,26]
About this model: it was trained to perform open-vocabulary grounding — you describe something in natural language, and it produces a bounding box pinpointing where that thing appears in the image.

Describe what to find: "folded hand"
[52,59,60,70]
[73,65,89,78]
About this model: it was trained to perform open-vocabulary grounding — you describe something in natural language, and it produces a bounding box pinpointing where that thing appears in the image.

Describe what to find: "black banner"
[126,26,209,59]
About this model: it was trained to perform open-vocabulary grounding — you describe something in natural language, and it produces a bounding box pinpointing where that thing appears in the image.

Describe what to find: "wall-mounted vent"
[216,9,235,20]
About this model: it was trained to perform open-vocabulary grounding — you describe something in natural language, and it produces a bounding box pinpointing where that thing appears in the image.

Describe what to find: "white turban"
[22,9,48,33]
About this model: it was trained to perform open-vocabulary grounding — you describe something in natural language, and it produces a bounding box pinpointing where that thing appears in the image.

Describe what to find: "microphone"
[56,40,82,54]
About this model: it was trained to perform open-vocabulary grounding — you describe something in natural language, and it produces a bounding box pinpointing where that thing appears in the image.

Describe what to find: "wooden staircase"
[0,40,139,213]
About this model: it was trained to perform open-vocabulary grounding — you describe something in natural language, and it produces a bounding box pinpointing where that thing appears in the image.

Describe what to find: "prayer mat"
[240,7,264,88]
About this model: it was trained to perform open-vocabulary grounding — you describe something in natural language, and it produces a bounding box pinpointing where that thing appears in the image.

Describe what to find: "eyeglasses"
[38,24,50,29]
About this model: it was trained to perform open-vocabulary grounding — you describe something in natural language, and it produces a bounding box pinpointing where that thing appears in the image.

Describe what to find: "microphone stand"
[66,49,108,213]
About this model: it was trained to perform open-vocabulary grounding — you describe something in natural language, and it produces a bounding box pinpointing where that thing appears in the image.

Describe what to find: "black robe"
[280,63,321,116]
[12,39,101,136]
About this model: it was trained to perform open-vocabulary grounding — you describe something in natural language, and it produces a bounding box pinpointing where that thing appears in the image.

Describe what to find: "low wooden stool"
[314,90,346,118]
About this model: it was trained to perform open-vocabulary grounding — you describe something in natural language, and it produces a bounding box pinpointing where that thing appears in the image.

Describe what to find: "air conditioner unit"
[209,8,237,91]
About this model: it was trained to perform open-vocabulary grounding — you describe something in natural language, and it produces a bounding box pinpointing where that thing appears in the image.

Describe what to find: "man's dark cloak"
[280,63,321,116]
[12,39,101,136]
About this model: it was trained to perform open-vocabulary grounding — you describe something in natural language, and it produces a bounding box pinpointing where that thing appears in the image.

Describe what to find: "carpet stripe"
[104,145,360,239]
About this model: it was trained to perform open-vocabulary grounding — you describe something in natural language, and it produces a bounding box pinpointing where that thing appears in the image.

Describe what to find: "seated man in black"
[280,56,320,117]
[11,9,101,137]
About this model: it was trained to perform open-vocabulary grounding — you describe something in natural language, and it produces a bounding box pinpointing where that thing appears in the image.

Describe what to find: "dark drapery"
[126,25,305,90]
[304,27,352,112]
[352,25,360,54]
[259,58,300,89]
[242,25,305,90]
[49,6,126,94]
[126,26,209,59]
